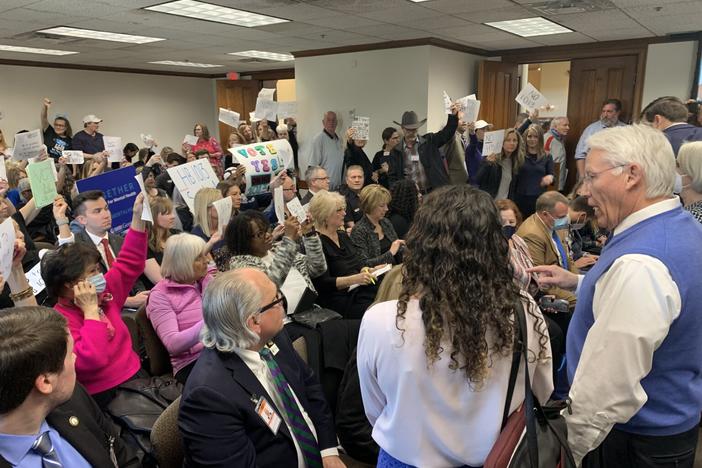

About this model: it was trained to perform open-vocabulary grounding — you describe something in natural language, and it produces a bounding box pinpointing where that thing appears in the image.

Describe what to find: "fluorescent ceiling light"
[149,60,222,68]
[408,0,432,2]
[228,50,294,61]
[145,0,289,28]
[484,17,572,37]
[38,27,165,44]
[0,44,78,56]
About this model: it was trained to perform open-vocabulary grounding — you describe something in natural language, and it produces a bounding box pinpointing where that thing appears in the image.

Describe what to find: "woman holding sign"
[476,128,525,200]
[183,123,223,179]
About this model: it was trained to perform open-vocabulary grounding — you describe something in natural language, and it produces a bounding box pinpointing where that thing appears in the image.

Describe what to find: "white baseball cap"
[82,114,102,124]
[474,120,491,129]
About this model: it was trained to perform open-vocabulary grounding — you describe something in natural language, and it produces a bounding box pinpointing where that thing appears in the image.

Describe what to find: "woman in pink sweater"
[146,232,217,384]
[182,122,223,178]
[41,194,148,408]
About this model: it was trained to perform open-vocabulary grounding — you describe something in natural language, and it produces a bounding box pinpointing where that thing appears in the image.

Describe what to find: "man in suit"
[641,96,702,156]
[301,166,330,206]
[0,306,138,467]
[179,268,344,468]
[517,190,579,308]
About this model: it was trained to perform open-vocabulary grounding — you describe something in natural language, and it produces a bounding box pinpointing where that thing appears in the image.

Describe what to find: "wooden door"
[215,79,260,149]
[565,55,638,189]
[477,61,519,129]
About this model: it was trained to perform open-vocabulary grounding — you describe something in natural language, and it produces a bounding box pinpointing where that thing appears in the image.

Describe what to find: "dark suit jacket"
[179,331,337,467]
[300,191,314,206]
[417,113,459,191]
[0,384,139,468]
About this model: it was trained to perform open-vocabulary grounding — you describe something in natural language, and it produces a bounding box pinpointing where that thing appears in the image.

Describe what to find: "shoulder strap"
[516,300,539,468]
[500,307,522,430]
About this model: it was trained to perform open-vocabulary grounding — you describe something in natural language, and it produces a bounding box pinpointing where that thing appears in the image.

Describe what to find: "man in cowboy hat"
[394,103,460,192]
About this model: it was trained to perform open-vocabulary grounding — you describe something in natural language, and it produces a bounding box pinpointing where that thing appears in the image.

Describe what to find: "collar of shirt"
[86,229,109,247]
[233,347,268,377]
[550,129,563,140]
[665,122,689,130]
[613,196,681,237]
[322,130,338,140]
[0,420,50,466]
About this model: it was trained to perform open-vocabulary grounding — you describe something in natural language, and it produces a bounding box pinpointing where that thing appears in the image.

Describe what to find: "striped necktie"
[259,347,322,468]
[32,431,63,468]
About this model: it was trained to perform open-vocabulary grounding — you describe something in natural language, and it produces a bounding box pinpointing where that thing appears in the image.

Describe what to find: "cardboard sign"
[134,173,154,223]
[26,159,57,208]
[277,102,297,119]
[351,116,370,141]
[103,136,123,163]
[482,129,505,156]
[515,83,548,111]
[167,158,219,213]
[13,129,43,160]
[212,196,233,235]
[76,166,138,234]
[62,150,84,164]
[0,217,16,279]
[218,108,241,128]
[231,140,290,196]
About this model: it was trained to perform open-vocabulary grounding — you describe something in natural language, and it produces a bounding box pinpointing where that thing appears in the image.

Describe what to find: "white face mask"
[673,173,684,195]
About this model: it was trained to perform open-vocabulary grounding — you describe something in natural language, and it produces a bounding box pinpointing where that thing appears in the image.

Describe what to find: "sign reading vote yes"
[232,139,291,196]
[167,159,219,213]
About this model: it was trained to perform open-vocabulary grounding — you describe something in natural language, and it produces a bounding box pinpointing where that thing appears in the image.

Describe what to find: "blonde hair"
[161,233,207,283]
[193,187,222,237]
[501,128,525,175]
[148,197,175,253]
[677,141,702,193]
[525,124,546,159]
[359,184,391,215]
[5,162,26,188]
[309,190,346,230]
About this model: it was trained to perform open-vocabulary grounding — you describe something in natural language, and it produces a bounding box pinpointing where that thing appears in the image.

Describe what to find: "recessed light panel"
[38,27,165,44]
[228,50,294,61]
[0,44,78,56]
[484,17,572,37]
[149,60,222,68]
[145,0,288,28]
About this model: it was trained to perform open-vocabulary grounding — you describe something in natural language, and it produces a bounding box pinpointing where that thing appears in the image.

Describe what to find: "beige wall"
[0,65,216,152]
[537,61,570,118]
[276,79,296,102]
[642,41,697,110]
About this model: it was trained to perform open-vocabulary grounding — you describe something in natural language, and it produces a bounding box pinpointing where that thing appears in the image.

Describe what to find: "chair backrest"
[151,396,183,468]
[121,314,140,355]
[135,307,173,376]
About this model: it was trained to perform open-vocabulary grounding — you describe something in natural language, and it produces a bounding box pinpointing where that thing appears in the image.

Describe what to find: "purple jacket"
[146,266,216,374]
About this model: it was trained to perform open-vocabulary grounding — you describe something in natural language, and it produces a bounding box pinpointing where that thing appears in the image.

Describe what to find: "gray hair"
[309,190,346,230]
[587,124,675,198]
[201,270,262,352]
[160,233,207,283]
[550,116,568,129]
[535,190,569,213]
[678,141,702,193]
[305,165,324,182]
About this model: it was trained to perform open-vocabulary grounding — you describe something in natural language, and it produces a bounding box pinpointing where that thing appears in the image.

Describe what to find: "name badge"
[410,154,419,162]
[255,396,282,435]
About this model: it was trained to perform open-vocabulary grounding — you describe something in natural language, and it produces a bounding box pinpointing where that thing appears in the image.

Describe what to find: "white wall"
[0,65,216,152]
[537,61,570,118]
[642,41,697,109]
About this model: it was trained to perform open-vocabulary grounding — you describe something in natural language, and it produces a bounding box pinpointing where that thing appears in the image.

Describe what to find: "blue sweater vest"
[567,206,702,436]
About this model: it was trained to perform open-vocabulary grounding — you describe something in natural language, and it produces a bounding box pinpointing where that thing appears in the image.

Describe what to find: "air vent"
[525,0,616,16]
[12,31,85,44]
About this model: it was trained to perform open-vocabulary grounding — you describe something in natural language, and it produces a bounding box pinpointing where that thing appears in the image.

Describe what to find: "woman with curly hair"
[357,185,552,467]
[386,179,419,240]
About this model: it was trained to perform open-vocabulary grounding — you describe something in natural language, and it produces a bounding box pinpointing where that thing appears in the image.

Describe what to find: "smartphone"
[538,296,570,314]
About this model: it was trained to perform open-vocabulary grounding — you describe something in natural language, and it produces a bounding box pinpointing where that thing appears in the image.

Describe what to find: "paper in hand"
[515,83,548,111]
[273,186,285,224]
[482,129,505,156]
[63,150,84,164]
[212,196,233,235]
[25,262,46,296]
[351,116,370,141]
[218,108,241,128]
[286,197,307,223]
[458,96,481,123]
[103,136,123,163]
[0,217,16,279]
[442,91,453,114]
[134,174,154,222]
[183,134,199,146]
[13,129,43,160]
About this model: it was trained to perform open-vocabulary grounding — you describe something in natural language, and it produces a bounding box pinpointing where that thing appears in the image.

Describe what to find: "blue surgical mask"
[552,214,570,231]
[87,273,107,294]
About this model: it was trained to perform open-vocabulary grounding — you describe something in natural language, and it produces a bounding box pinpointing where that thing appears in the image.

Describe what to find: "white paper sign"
[459,96,481,123]
[249,111,260,123]
[183,134,199,146]
[0,156,6,181]
[0,217,16,279]
[273,186,285,224]
[515,83,549,111]
[212,196,233,235]
[13,129,43,160]
[286,197,307,223]
[258,88,276,101]
[103,136,123,163]
[167,158,219,213]
[482,129,506,156]
[25,262,46,296]
[442,91,453,114]
[255,98,278,122]
[62,150,84,164]
[141,133,155,147]
[277,102,297,119]
[134,174,154,223]
[218,108,241,128]
[351,116,370,141]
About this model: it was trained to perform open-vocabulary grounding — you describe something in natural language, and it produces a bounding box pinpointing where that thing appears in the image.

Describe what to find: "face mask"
[502,225,516,240]
[552,215,570,231]
[86,273,107,294]
[570,215,586,231]
[673,173,683,195]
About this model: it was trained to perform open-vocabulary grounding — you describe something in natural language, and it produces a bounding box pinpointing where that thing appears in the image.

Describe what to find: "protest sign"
[13,129,43,160]
[0,218,16,279]
[286,197,307,223]
[103,136,123,163]
[459,96,481,123]
[277,102,297,119]
[482,130,505,156]
[218,108,241,128]
[183,134,199,146]
[25,262,46,296]
[258,88,276,100]
[134,173,154,223]
[0,156,6,181]
[255,98,278,122]
[212,196,233,235]
[62,150,84,164]
[442,91,453,114]
[351,116,370,141]
[231,140,290,196]
[515,83,549,111]
[249,111,260,123]
[76,166,138,234]
[167,158,219,213]
[26,159,57,208]
[273,186,285,224]
[141,134,156,147]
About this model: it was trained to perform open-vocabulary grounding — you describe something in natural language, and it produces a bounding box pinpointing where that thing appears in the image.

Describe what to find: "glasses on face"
[313,176,330,181]
[259,289,287,315]
[583,164,628,184]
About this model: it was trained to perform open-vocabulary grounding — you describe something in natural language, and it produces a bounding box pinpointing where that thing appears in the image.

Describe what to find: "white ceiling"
[0,0,699,76]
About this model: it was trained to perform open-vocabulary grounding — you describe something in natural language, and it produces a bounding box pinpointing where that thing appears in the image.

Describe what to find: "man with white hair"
[545,116,570,191]
[301,166,330,205]
[308,111,344,190]
[531,125,702,466]
[179,268,344,468]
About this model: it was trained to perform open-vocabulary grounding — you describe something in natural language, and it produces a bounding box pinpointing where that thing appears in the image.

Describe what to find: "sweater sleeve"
[59,307,111,373]
[104,229,148,309]
[146,286,203,356]
[266,237,298,287]
[301,234,327,278]
[350,223,393,267]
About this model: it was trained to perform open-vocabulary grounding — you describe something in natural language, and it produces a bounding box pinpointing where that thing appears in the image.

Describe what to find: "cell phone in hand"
[538,296,570,314]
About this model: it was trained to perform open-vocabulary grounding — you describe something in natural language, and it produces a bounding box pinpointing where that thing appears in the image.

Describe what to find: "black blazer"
[179,331,337,467]
[0,384,139,468]
[349,215,399,267]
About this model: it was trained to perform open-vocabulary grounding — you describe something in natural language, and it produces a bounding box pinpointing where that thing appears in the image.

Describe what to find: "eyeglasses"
[313,176,330,181]
[259,290,287,314]
[252,229,268,239]
[583,164,628,184]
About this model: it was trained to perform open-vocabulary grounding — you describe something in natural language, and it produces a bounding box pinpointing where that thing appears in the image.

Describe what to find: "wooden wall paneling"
[216,79,260,149]
[478,60,519,130]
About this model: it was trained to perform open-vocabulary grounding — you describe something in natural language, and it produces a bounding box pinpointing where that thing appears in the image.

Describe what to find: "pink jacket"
[146,266,216,374]
[54,228,146,395]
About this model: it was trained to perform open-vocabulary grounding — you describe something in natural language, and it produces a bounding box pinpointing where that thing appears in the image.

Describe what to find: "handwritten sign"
[442,91,453,114]
[351,116,370,141]
[218,108,241,128]
[0,156,6,181]
[255,98,278,122]
[249,111,260,123]
[13,129,43,160]
[258,88,276,100]
[273,186,285,224]
[167,158,219,213]
[62,150,84,164]
[25,262,46,296]
[26,159,57,208]
[141,133,156,147]
[212,196,233,235]
[134,173,153,223]
[277,102,297,119]
[459,95,481,123]
[232,140,290,196]
[515,83,548,111]
[0,218,15,279]
[286,197,307,223]
[76,166,138,234]
[103,136,123,163]
[482,129,505,156]
[183,134,199,146]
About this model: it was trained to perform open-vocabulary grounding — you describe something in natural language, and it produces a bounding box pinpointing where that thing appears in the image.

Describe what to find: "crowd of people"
[1,92,702,468]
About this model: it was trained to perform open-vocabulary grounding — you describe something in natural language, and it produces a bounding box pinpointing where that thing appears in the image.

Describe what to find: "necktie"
[32,431,63,468]
[552,231,569,270]
[100,238,115,268]
[259,347,322,467]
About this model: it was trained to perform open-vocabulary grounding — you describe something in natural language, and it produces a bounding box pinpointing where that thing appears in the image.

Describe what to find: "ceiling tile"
[356,5,445,22]
[397,15,474,32]
[254,3,341,21]
[466,37,540,50]
[293,14,383,29]
[528,32,596,46]
[418,0,516,14]
[456,5,535,23]
[552,9,643,31]
[439,23,516,42]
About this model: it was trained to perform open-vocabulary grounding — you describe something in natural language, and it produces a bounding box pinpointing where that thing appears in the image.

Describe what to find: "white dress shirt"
[233,348,338,467]
[357,298,552,467]
[567,198,683,465]
[57,229,115,270]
